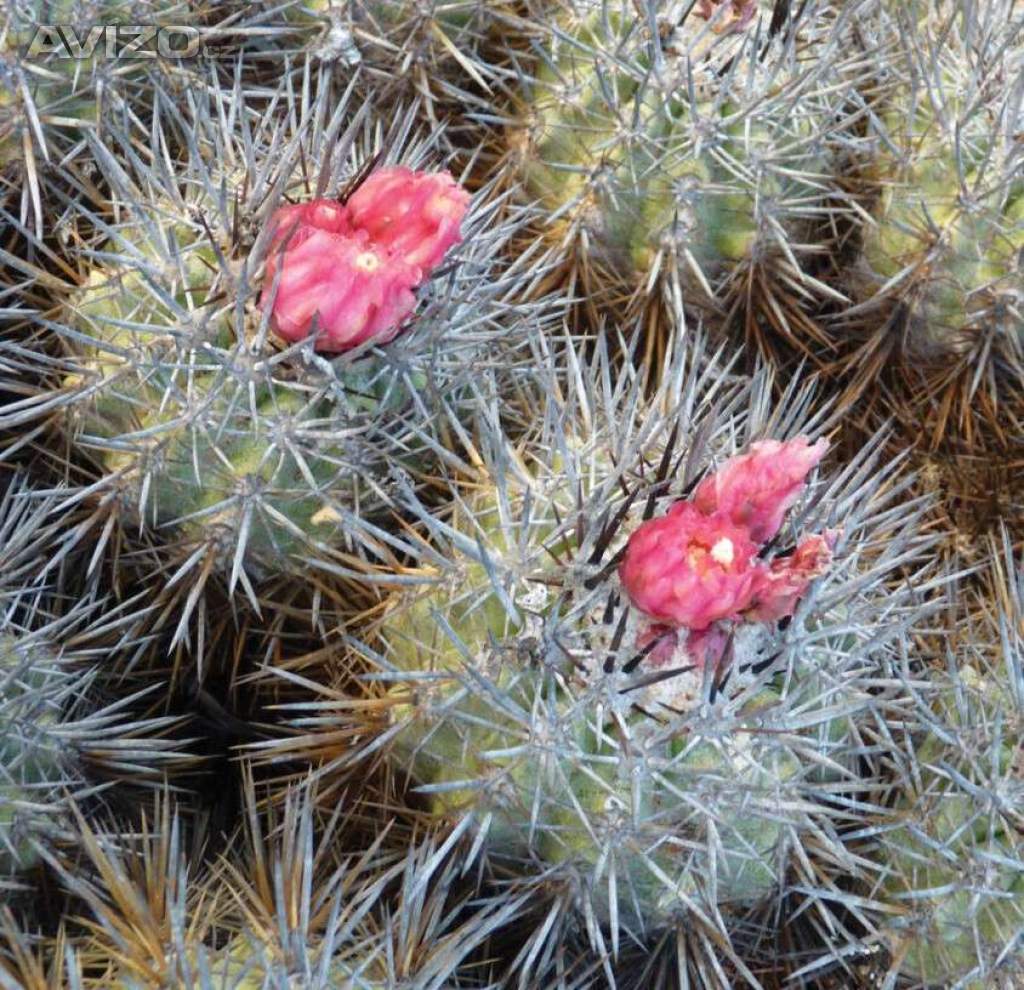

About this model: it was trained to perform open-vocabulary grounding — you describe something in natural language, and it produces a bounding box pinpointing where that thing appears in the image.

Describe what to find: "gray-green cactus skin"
[0,633,65,876]
[62,222,392,570]
[45,80,551,593]
[1,2,193,231]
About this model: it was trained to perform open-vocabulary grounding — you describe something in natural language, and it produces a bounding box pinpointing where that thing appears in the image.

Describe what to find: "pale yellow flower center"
[710,537,735,566]
[355,251,381,272]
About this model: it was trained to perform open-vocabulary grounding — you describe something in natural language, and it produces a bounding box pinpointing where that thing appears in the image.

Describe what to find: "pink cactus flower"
[693,437,829,544]
[746,531,838,622]
[260,167,469,351]
[345,166,471,272]
[262,218,420,350]
[266,199,354,242]
[618,502,762,631]
[620,437,835,648]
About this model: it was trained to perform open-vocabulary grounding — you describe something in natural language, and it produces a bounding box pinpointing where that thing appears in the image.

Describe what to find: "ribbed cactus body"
[862,98,1024,358]
[63,226,358,561]
[514,1,823,307]
[62,226,486,577]
[878,665,1024,986]
[0,46,96,169]
[523,82,759,274]
[0,634,63,875]
[855,2,1024,365]
[882,794,1024,987]
[382,484,803,920]
[44,86,546,586]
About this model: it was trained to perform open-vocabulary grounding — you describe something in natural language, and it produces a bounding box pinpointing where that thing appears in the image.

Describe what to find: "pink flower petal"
[258,167,470,352]
[745,531,838,622]
[693,436,829,544]
[345,166,470,273]
[261,222,419,351]
[696,0,758,33]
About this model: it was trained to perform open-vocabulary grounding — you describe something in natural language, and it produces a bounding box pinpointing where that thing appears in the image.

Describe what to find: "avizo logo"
[25,24,206,59]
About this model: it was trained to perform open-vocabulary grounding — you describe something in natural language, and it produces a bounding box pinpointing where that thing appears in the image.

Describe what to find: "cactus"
[0,473,181,882]
[839,0,1024,445]
[0,615,203,881]
[1,5,96,235]
[15,80,558,616]
[200,0,511,131]
[860,527,1024,987]
[343,1,512,121]
[0,629,75,878]
[875,672,1024,984]
[504,0,853,329]
[274,334,945,983]
[41,782,523,989]
[0,1,1022,985]
[0,2,196,237]
[0,470,207,902]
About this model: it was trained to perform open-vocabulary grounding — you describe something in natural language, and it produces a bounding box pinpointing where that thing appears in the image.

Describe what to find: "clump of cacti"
[0,1,198,238]
[0,2,1022,988]
[870,534,1024,986]
[501,0,855,334]
[344,0,510,107]
[0,474,199,891]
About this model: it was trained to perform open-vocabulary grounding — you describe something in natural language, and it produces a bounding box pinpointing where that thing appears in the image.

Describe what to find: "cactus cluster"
[0,2,1021,989]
